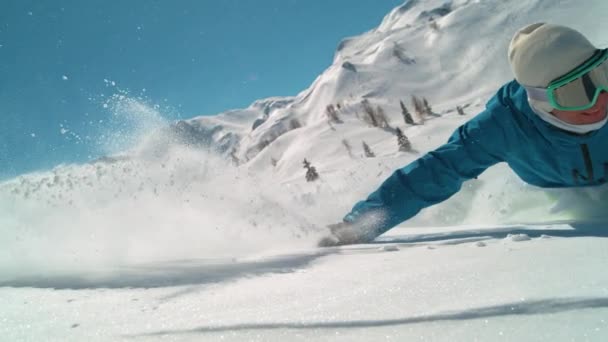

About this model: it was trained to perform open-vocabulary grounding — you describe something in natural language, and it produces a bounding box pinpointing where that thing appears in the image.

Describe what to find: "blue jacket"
[345,80,608,238]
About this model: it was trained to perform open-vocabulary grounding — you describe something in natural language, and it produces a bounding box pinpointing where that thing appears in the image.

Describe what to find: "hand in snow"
[317,221,371,247]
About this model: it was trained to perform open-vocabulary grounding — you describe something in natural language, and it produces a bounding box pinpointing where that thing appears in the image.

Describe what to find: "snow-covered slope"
[2,0,608,341]
[169,0,608,177]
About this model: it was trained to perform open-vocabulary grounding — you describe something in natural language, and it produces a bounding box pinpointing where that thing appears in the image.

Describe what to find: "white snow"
[2,0,608,341]
[505,233,532,242]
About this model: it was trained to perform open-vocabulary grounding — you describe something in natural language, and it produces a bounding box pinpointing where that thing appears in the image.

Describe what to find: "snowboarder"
[320,23,608,246]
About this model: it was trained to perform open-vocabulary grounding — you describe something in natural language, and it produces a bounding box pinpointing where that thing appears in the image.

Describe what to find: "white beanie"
[508,23,597,111]
[507,23,607,133]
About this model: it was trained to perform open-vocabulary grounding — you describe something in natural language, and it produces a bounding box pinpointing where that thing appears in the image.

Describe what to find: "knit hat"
[508,23,596,87]
[508,23,597,113]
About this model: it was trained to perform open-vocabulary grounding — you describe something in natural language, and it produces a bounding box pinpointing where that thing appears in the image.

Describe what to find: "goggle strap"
[550,49,607,87]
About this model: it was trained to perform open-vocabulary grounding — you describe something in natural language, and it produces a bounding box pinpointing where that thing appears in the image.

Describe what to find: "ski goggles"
[525,48,608,111]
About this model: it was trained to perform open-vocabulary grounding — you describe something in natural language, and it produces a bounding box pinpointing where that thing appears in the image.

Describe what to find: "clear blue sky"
[0,0,403,179]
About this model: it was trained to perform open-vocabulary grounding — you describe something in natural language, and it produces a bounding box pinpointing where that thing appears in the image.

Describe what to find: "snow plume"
[0,145,323,281]
[98,92,169,156]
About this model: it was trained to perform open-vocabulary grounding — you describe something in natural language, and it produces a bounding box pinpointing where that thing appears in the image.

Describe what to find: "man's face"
[551,91,608,125]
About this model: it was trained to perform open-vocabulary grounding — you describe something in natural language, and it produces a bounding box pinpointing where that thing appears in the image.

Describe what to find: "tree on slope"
[411,95,425,123]
[303,158,319,182]
[400,100,415,125]
[362,141,375,158]
[395,127,412,152]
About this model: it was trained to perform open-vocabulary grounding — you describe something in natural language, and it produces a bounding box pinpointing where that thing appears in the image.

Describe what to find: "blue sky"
[0,0,403,179]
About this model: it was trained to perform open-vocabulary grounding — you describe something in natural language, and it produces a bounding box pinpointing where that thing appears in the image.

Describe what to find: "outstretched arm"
[337,107,509,243]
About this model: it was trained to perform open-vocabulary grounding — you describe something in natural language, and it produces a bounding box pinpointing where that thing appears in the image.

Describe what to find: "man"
[320,23,608,246]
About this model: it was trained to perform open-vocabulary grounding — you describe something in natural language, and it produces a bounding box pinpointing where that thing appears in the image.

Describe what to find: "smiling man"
[321,23,608,246]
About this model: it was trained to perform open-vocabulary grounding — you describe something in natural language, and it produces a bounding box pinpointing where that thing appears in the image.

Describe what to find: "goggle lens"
[549,50,608,111]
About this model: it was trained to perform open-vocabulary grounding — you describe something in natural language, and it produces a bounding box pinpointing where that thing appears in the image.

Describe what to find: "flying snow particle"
[60,128,69,135]
[30,133,36,138]
[62,75,69,80]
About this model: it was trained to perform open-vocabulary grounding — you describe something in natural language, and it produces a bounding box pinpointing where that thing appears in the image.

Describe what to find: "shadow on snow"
[134,296,608,336]
[374,221,608,244]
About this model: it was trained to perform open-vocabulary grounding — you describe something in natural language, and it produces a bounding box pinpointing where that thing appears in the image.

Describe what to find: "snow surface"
[2,0,608,341]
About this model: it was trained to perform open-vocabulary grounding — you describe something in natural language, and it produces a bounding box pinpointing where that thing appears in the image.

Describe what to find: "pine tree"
[362,141,375,158]
[395,127,412,152]
[361,99,378,127]
[400,100,415,125]
[422,97,434,116]
[411,95,425,122]
[456,105,465,115]
[326,104,342,124]
[303,158,319,182]
[375,105,391,128]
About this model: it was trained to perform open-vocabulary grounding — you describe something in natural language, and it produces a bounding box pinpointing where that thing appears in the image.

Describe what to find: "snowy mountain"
[2,0,608,341]
[166,0,608,180]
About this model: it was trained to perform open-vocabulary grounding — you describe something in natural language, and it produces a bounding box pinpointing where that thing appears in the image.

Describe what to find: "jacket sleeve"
[343,103,509,239]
